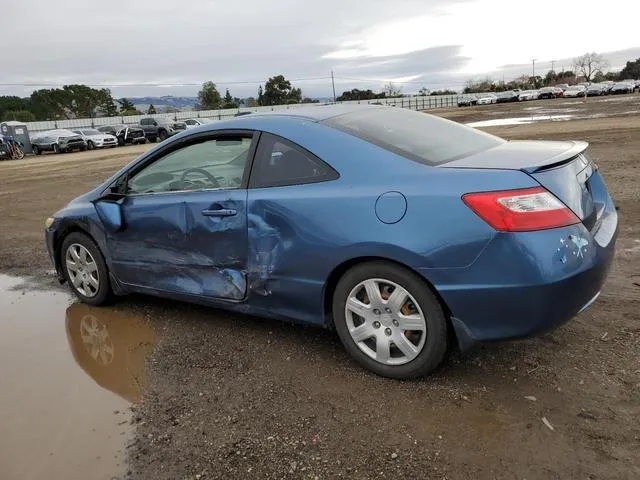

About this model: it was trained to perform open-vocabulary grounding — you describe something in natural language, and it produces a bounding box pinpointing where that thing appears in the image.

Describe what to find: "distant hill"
[129,96,199,111]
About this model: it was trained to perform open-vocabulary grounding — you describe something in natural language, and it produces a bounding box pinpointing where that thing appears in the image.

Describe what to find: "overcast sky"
[4,0,640,98]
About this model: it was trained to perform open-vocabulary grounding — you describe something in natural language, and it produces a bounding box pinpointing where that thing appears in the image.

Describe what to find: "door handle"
[201,208,237,217]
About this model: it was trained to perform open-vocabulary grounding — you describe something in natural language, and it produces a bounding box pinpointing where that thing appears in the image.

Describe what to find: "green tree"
[0,96,33,120]
[418,87,430,96]
[619,58,640,80]
[118,98,140,116]
[246,97,259,107]
[1,110,36,122]
[30,88,71,119]
[147,104,157,114]
[301,97,319,103]
[197,81,221,110]
[544,70,557,86]
[263,75,302,106]
[221,89,239,109]
[336,89,385,101]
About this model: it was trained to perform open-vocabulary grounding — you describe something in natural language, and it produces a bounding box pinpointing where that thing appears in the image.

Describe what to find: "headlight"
[45,217,55,229]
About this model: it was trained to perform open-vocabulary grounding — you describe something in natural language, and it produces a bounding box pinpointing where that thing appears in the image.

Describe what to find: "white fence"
[23,94,467,134]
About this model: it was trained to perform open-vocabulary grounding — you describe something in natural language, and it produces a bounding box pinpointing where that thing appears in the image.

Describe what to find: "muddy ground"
[0,96,638,479]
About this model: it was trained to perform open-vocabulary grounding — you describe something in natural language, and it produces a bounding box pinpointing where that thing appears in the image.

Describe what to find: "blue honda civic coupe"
[44,105,618,379]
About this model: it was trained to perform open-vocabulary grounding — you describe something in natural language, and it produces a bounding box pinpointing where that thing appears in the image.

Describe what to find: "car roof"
[236,103,381,122]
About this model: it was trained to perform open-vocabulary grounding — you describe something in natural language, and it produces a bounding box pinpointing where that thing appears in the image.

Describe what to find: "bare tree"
[573,53,609,82]
[383,82,402,97]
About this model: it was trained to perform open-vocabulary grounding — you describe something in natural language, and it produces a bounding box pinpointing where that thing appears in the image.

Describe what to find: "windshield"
[323,108,504,166]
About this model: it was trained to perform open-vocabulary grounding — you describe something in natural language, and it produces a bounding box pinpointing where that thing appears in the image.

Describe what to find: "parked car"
[31,130,87,155]
[184,118,216,129]
[71,128,118,149]
[44,105,618,379]
[586,84,605,97]
[610,82,634,95]
[476,94,497,105]
[518,90,539,101]
[496,91,519,103]
[537,87,556,99]
[457,95,478,107]
[563,85,587,98]
[139,117,187,142]
[97,125,147,146]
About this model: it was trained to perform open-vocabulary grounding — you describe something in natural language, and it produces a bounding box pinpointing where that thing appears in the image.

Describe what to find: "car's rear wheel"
[332,261,448,379]
[61,232,112,306]
[32,145,40,155]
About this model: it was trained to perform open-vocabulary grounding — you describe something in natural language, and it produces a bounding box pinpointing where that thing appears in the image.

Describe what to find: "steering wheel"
[180,168,220,190]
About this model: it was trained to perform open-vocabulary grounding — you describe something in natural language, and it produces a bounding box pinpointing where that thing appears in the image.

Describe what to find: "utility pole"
[331,70,336,103]
[531,58,537,78]
[551,60,555,72]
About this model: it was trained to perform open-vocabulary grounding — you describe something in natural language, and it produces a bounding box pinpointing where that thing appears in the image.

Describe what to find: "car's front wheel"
[32,145,40,155]
[61,232,112,306]
[332,261,448,379]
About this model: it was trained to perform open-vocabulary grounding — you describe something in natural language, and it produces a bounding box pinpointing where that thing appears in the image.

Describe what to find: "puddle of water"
[466,114,574,128]
[0,274,156,480]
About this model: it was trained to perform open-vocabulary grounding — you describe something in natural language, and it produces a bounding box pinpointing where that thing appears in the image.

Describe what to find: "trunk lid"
[443,140,605,230]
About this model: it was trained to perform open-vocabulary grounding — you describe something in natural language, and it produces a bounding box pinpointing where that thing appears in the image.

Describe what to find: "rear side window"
[323,108,504,165]
[249,133,338,188]
[140,118,153,125]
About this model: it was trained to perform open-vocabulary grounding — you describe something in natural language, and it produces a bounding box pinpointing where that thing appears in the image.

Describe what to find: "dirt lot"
[0,97,639,479]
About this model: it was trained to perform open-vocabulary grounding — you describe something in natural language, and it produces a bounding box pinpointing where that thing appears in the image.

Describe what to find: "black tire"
[151,136,158,143]
[158,130,168,141]
[53,144,60,154]
[33,145,41,155]
[117,137,125,146]
[60,232,113,306]
[332,261,448,379]
[87,140,95,150]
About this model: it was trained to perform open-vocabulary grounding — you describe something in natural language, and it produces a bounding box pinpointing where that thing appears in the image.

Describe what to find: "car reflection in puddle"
[65,303,156,404]
[0,273,157,480]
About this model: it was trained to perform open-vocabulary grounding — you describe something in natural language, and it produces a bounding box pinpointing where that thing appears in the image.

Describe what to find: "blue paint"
[44,105,619,350]
[375,191,407,224]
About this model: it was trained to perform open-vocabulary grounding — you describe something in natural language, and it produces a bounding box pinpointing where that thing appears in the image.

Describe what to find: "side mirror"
[152,121,158,126]
[94,198,124,232]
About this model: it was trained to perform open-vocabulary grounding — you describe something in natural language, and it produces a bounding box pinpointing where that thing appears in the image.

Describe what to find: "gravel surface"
[1,97,638,479]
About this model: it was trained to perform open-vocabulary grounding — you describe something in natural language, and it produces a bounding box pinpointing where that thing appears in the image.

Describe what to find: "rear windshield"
[323,108,504,165]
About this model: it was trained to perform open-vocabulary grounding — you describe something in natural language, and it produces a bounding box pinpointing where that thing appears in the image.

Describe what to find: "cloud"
[2,0,639,98]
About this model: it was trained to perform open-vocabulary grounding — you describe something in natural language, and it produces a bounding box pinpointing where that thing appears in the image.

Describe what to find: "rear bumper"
[422,212,618,348]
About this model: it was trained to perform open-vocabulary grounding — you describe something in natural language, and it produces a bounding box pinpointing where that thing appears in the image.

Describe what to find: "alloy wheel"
[65,243,100,297]
[344,278,427,366]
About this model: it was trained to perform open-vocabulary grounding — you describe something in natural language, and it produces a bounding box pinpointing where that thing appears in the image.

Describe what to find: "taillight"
[462,187,580,232]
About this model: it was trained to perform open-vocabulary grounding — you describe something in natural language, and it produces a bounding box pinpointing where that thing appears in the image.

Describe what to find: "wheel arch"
[53,222,94,277]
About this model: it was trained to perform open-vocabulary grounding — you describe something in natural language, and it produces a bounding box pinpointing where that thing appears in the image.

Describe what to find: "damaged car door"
[108,131,257,300]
